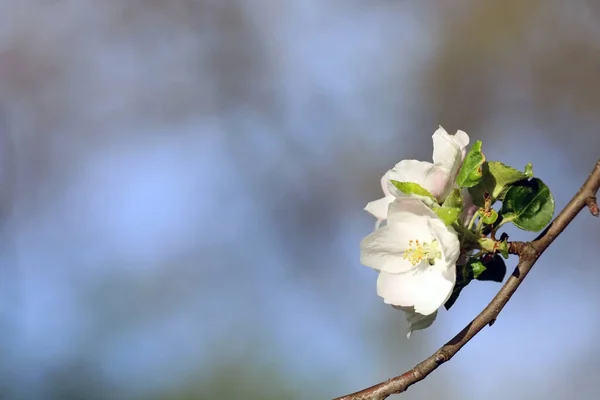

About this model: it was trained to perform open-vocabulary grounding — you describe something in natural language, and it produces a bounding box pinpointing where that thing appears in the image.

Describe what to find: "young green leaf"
[497,238,509,259]
[486,162,530,199]
[480,208,498,225]
[469,260,487,279]
[390,181,436,201]
[501,178,555,232]
[468,161,531,206]
[434,206,462,226]
[524,162,534,178]
[456,141,485,188]
[443,189,463,209]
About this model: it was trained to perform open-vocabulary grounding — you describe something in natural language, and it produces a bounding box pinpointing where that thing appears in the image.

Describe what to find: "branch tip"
[585,196,599,217]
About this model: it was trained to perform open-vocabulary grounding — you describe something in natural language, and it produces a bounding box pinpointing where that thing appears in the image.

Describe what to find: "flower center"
[403,239,442,266]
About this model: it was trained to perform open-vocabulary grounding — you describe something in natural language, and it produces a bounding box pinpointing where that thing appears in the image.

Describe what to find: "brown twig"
[585,196,599,217]
[333,159,600,400]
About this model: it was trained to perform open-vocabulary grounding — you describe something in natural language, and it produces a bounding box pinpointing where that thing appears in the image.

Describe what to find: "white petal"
[386,197,438,222]
[364,196,394,223]
[377,267,455,315]
[385,160,434,195]
[428,219,461,267]
[432,127,468,172]
[385,160,451,201]
[380,174,392,197]
[360,222,431,274]
[454,130,470,150]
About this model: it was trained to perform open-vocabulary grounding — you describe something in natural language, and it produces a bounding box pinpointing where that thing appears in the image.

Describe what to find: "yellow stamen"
[403,239,441,266]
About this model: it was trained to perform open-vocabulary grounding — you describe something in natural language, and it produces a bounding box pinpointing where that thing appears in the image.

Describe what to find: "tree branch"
[334,159,600,400]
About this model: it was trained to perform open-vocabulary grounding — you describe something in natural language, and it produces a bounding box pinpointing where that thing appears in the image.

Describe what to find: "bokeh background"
[0,1,599,399]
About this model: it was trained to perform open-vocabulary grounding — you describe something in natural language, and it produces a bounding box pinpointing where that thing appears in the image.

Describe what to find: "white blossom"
[360,197,460,317]
[365,127,469,227]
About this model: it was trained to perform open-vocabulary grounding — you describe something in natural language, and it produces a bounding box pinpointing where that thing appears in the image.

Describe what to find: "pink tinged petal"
[429,168,453,201]
[376,267,455,316]
[360,221,432,274]
[460,188,478,226]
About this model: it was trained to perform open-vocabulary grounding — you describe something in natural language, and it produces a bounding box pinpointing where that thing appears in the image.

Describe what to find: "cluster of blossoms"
[360,127,470,336]
[360,127,554,337]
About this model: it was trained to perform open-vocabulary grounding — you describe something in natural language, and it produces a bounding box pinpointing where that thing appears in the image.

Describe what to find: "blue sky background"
[0,1,599,399]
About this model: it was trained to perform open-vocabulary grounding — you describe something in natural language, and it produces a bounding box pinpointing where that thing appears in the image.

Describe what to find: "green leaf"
[501,178,555,232]
[469,260,487,279]
[468,161,532,206]
[475,255,507,283]
[434,206,462,226]
[456,141,485,188]
[489,162,531,200]
[443,189,463,209]
[489,162,528,195]
[390,181,436,201]
[435,189,463,225]
[480,208,498,225]
[524,163,534,178]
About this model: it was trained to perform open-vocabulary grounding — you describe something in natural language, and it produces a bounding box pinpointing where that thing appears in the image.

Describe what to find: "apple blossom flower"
[360,197,460,318]
[365,127,469,227]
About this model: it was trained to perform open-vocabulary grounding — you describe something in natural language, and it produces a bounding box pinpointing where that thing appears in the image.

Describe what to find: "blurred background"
[0,0,599,399]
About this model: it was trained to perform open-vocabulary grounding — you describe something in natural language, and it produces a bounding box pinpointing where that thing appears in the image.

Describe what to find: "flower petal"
[364,196,394,228]
[453,130,470,152]
[380,174,392,197]
[360,221,432,274]
[428,219,461,267]
[432,126,469,172]
[386,197,438,222]
[460,188,478,226]
[376,267,455,315]
[385,160,451,201]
